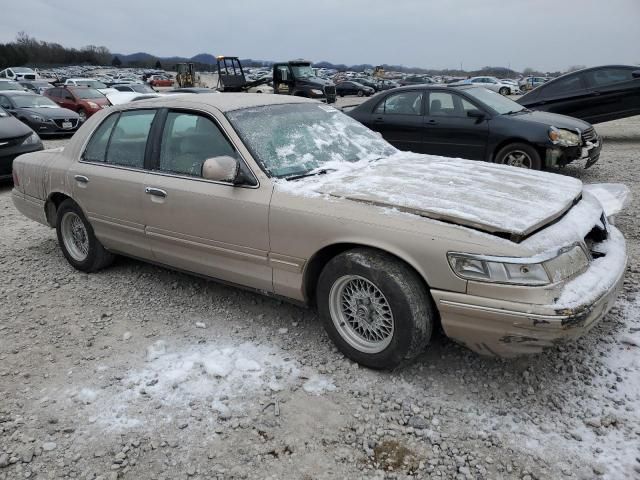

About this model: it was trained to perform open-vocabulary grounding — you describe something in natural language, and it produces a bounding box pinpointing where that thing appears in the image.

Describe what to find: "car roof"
[118,92,318,112]
[0,91,36,96]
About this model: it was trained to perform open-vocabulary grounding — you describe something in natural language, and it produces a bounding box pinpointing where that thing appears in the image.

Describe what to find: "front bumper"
[545,134,603,169]
[431,230,626,357]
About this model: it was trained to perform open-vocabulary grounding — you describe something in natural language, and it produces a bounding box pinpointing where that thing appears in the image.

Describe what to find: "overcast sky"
[1,0,639,71]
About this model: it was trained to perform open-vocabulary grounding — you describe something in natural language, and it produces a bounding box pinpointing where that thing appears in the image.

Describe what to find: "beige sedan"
[11,93,628,369]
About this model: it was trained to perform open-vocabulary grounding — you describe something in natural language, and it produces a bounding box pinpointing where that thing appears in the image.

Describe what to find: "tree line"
[0,32,111,69]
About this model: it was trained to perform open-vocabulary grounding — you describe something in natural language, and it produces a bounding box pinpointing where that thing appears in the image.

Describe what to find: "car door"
[582,67,640,123]
[367,89,426,152]
[69,109,156,259]
[422,90,488,160]
[142,108,272,292]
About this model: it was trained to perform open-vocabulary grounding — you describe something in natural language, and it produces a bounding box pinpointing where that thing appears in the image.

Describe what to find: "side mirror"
[467,109,485,119]
[202,156,240,183]
[632,70,640,79]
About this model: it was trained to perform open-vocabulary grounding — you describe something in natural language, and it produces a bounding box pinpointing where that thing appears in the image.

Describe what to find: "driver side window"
[158,112,236,178]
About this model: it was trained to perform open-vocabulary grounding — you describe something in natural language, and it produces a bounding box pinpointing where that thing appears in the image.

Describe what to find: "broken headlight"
[548,127,580,147]
[448,245,589,286]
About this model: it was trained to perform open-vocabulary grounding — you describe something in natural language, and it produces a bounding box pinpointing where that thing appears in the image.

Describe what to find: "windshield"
[0,81,24,91]
[464,87,525,114]
[290,65,315,78]
[73,88,105,99]
[13,67,34,73]
[76,80,107,89]
[12,95,59,108]
[227,103,397,178]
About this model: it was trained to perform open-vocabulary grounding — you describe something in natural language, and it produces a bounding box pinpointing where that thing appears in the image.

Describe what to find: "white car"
[458,76,520,95]
[0,67,38,81]
[63,78,117,95]
[247,84,274,94]
[104,91,163,105]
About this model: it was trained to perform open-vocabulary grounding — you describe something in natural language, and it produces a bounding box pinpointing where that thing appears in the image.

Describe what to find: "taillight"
[12,169,19,187]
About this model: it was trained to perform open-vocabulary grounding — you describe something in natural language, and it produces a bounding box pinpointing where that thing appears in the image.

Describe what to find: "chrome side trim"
[438,300,569,320]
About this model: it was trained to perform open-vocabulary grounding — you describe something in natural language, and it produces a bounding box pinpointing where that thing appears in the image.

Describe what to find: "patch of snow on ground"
[70,341,341,432]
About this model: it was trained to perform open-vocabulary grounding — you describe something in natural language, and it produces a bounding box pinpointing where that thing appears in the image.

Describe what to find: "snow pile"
[71,341,339,431]
[276,152,583,236]
[556,226,627,308]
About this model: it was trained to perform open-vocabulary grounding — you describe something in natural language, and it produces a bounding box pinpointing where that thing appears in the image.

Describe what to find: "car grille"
[53,118,79,129]
[582,127,597,143]
[324,85,336,96]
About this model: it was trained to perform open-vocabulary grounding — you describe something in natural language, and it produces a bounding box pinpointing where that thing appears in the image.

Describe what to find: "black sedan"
[517,65,640,124]
[0,106,43,181]
[347,85,601,170]
[335,81,375,97]
[0,92,81,136]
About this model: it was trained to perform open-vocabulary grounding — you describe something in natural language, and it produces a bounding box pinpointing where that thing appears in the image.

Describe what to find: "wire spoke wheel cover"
[504,150,532,168]
[61,212,89,262]
[328,275,395,354]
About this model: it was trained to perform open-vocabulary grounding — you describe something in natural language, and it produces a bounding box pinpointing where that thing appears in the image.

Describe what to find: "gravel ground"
[1,114,639,480]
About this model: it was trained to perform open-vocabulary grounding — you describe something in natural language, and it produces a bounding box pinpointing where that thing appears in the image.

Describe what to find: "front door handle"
[145,187,167,198]
[74,175,89,183]
[373,116,384,124]
[426,119,438,125]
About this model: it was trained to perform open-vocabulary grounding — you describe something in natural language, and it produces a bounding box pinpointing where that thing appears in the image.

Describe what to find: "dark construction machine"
[175,63,197,87]
[215,56,336,103]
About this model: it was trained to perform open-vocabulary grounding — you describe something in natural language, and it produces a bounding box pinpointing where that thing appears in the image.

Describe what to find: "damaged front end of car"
[431,184,630,357]
[545,126,602,169]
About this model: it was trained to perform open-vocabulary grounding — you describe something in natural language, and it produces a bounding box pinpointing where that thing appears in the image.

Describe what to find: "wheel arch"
[44,191,75,227]
[302,242,433,308]
[491,138,546,164]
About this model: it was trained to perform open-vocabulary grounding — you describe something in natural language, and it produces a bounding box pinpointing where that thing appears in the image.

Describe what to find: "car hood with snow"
[279,153,583,241]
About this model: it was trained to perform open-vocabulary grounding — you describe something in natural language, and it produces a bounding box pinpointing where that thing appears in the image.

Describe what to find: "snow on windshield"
[227,103,397,178]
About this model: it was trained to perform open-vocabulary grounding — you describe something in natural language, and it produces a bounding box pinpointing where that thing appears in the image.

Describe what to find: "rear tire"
[494,142,542,170]
[317,248,434,369]
[56,199,115,272]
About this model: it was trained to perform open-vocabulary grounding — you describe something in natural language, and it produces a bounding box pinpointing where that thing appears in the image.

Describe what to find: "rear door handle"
[373,117,384,124]
[145,187,167,198]
[426,119,438,125]
[592,90,601,96]
[74,175,89,183]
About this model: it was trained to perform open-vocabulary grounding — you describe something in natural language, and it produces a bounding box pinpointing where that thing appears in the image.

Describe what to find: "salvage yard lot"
[1,114,639,480]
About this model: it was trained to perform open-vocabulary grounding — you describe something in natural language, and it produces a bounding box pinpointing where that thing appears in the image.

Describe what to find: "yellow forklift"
[175,63,196,87]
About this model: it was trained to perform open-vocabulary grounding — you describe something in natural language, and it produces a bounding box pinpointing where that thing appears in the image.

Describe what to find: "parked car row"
[9,93,629,369]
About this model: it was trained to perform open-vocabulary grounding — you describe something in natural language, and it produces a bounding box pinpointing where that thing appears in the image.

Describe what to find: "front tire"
[77,108,87,122]
[317,248,434,369]
[494,142,542,170]
[357,90,364,97]
[56,199,115,272]
[499,87,510,95]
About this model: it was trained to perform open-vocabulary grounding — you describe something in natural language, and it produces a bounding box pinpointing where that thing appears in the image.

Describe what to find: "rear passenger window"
[158,112,236,177]
[585,68,634,87]
[83,114,118,162]
[374,91,423,115]
[106,110,156,168]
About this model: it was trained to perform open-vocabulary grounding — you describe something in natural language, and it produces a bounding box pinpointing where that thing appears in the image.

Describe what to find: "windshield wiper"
[284,169,331,181]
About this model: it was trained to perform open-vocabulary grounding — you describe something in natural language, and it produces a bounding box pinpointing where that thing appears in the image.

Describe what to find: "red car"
[148,75,173,87]
[44,86,110,121]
